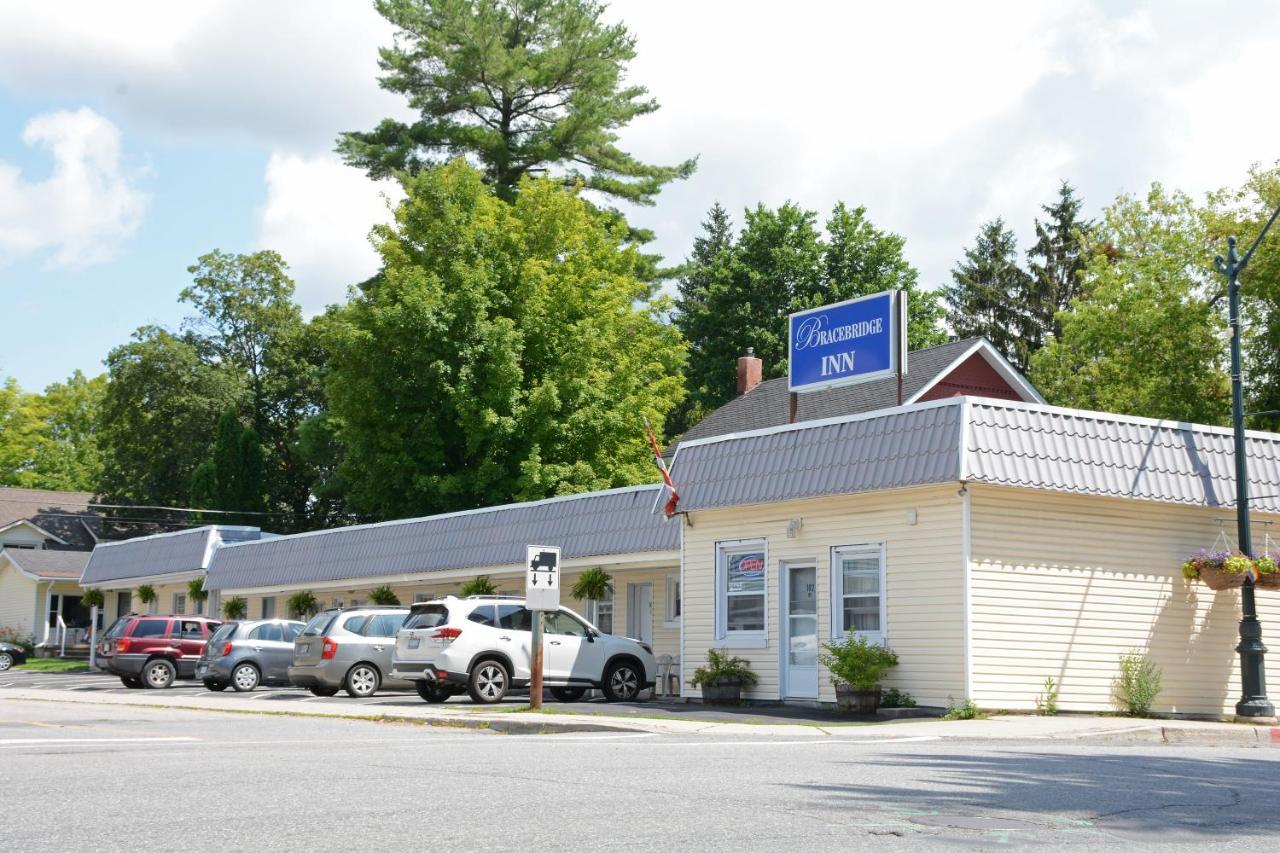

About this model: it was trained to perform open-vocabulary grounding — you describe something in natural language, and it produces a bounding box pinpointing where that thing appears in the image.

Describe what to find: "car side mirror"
[586,630,597,643]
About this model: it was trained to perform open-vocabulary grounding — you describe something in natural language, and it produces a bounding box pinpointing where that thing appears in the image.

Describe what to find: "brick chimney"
[737,348,763,395]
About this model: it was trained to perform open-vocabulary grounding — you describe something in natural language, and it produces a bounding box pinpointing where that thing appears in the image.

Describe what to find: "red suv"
[106,615,221,689]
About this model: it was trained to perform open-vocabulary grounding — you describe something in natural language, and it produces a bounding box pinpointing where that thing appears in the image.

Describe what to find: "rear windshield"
[209,623,238,645]
[404,605,449,630]
[300,612,336,637]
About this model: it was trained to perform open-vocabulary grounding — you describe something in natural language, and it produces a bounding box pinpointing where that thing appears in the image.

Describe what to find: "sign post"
[525,545,561,710]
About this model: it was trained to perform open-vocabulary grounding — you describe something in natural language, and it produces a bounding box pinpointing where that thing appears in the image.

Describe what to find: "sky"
[2,0,1279,391]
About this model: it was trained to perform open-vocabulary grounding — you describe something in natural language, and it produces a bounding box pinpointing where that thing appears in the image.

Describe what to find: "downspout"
[958,397,974,701]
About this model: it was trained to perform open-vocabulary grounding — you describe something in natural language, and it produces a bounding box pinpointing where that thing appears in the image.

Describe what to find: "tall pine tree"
[1025,182,1092,351]
[943,219,1034,371]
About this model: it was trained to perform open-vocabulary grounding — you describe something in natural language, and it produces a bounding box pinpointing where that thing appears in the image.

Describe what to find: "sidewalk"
[4,686,1279,745]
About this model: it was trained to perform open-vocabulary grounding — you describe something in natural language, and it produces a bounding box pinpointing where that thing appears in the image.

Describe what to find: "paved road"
[3,689,1280,851]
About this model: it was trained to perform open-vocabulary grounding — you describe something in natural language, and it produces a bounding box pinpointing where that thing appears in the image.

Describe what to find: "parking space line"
[0,736,200,747]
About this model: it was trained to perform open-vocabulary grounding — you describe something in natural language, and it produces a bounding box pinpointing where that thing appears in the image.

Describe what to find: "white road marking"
[0,736,200,747]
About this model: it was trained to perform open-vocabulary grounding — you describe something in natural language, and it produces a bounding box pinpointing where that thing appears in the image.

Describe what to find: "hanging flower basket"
[1182,550,1279,590]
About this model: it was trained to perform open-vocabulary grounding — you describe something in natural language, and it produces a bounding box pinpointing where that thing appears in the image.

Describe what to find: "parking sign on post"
[525,545,560,709]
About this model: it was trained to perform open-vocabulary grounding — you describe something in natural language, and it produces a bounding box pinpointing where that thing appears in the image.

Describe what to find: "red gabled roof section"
[917,351,1025,403]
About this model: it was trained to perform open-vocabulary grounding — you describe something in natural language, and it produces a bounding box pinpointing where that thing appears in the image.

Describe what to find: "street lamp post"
[1215,205,1280,718]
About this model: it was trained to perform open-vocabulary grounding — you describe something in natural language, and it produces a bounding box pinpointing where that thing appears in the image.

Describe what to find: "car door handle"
[499,636,511,641]
[252,647,263,652]
[549,640,562,646]
[372,646,384,652]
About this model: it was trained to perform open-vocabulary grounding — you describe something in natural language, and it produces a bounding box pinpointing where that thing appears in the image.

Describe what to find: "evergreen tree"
[237,427,265,514]
[338,0,695,205]
[1026,182,1092,350]
[672,203,737,431]
[211,408,243,511]
[943,219,1034,371]
[190,461,217,510]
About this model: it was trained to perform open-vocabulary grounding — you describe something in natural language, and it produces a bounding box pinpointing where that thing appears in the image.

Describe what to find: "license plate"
[407,638,420,649]
[196,664,208,674]
[298,644,310,655]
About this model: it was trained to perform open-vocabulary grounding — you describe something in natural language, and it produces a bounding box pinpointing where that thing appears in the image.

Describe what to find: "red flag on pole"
[643,416,679,517]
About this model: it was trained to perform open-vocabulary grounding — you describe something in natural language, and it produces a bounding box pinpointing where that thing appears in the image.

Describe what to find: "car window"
[180,621,204,639]
[466,605,496,627]
[104,618,130,640]
[342,615,369,634]
[209,623,238,645]
[363,613,406,638]
[405,605,449,630]
[249,623,283,643]
[130,618,168,638]
[283,623,303,642]
[544,611,588,637]
[496,605,533,632]
[301,612,336,637]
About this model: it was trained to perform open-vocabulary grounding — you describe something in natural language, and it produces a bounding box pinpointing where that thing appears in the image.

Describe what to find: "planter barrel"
[700,677,743,705]
[835,684,880,714]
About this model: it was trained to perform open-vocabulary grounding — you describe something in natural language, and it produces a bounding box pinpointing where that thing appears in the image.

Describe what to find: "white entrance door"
[626,583,653,644]
[783,565,818,699]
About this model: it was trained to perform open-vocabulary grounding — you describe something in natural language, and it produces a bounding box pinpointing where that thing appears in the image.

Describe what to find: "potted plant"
[136,584,157,612]
[369,584,401,605]
[222,596,248,620]
[1182,550,1280,590]
[570,567,613,625]
[818,634,899,714]
[689,648,757,705]
[80,588,105,610]
[187,578,209,614]
[287,590,319,619]
[459,576,497,597]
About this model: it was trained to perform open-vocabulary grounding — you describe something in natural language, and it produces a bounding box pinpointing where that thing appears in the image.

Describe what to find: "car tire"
[142,658,177,689]
[231,663,260,692]
[308,686,339,697]
[203,679,228,692]
[344,663,381,698]
[0,651,13,671]
[468,659,509,704]
[121,676,144,689]
[602,660,643,702]
[550,687,587,703]
[415,681,452,703]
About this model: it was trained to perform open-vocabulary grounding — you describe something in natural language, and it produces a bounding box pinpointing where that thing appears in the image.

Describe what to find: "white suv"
[391,595,655,704]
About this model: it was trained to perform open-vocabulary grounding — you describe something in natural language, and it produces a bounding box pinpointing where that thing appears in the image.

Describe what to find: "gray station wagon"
[196,619,306,692]
[287,607,411,697]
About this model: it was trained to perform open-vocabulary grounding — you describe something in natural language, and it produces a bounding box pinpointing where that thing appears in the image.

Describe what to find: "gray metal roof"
[674,402,964,512]
[81,526,261,586]
[204,486,679,592]
[673,397,1280,513]
[964,400,1280,512]
[3,548,90,579]
[677,337,1017,444]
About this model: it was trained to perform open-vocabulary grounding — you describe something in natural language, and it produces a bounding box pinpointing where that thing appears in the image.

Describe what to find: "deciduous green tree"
[324,160,686,519]
[339,0,695,205]
[30,371,107,492]
[1030,184,1228,423]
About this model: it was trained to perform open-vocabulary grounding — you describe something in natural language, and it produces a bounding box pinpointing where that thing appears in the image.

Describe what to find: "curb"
[1160,726,1280,747]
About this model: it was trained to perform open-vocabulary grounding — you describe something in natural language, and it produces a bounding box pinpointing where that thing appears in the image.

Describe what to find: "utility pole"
[1215,203,1280,718]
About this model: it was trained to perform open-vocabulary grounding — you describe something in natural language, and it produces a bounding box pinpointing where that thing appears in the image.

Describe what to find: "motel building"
[76,334,1280,717]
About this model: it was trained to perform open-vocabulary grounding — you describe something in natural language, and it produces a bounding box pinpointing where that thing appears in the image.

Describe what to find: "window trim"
[664,574,680,628]
[715,538,768,649]
[829,543,887,644]
[173,593,186,616]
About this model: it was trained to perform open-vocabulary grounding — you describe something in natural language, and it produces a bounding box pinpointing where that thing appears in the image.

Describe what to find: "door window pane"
[180,621,204,639]
[363,614,406,638]
[544,612,588,637]
[131,618,168,638]
[496,605,533,632]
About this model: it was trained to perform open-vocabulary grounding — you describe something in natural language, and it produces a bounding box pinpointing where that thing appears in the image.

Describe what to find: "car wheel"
[415,681,452,703]
[468,659,509,704]
[231,663,260,692]
[203,679,228,692]
[0,651,13,671]
[550,687,587,703]
[602,660,643,702]
[344,663,381,698]
[308,686,339,697]
[121,676,144,689]
[142,658,177,689]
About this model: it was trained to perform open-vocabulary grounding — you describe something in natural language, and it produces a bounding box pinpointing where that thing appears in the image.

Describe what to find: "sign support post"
[525,545,561,712]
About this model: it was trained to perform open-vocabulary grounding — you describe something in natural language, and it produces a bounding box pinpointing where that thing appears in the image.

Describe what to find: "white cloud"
[256,152,400,311]
[0,107,149,267]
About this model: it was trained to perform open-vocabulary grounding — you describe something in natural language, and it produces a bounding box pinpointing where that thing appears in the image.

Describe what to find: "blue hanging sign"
[788,290,905,393]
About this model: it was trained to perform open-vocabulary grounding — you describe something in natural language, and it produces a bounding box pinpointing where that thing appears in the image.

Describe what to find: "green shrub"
[943,696,983,720]
[879,687,916,709]
[369,585,401,605]
[689,648,758,688]
[459,576,497,597]
[222,596,248,620]
[287,590,319,619]
[817,634,899,690]
[1113,651,1162,717]
[1035,676,1060,716]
